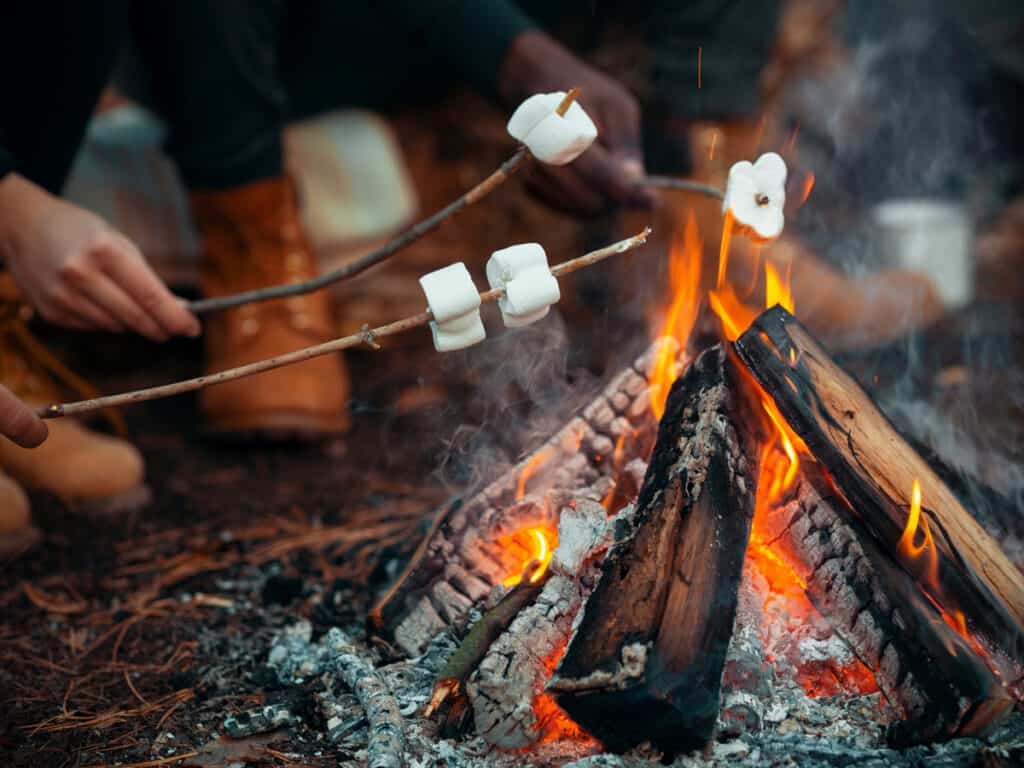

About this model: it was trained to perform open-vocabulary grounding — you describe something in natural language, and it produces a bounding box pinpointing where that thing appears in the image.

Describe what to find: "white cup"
[872,199,974,309]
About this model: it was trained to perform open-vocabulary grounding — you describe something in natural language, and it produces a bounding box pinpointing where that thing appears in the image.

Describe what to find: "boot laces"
[0,299,127,436]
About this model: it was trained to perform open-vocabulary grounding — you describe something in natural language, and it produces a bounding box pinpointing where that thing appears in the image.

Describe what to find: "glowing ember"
[532,648,600,746]
[502,526,557,588]
[648,212,703,419]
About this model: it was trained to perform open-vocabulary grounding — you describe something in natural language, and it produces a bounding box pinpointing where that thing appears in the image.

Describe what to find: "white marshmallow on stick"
[486,243,561,327]
[419,262,486,352]
[507,91,598,165]
[722,152,788,242]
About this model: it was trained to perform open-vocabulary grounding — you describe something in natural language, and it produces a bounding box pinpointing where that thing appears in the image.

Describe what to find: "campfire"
[360,207,1024,763]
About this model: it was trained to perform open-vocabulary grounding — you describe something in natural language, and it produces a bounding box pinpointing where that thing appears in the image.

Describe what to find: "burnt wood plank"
[548,345,758,753]
[734,306,1024,667]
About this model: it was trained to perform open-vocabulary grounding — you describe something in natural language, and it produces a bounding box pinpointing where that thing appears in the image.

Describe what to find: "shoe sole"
[0,525,42,560]
[202,411,351,444]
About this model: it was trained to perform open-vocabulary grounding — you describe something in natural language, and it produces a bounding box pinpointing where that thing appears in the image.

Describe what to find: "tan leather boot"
[0,468,40,560]
[190,176,350,441]
[0,278,149,515]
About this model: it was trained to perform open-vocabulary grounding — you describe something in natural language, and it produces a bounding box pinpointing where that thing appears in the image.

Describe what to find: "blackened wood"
[548,345,757,753]
[734,306,1024,666]
[775,470,1014,745]
[368,343,671,656]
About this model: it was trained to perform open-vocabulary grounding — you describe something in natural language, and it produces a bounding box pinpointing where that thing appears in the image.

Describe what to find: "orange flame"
[709,206,795,341]
[897,479,939,587]
[502,526,557,588]
[799,173,815,206]
[716,210,734,290]
[765,261,795,314]
[516,449,552,501]
[648,212,703,419]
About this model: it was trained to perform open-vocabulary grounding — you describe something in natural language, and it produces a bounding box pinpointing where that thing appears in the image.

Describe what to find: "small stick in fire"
[424,567,549,736]
[188,88,589,315]
[37,229,651,420]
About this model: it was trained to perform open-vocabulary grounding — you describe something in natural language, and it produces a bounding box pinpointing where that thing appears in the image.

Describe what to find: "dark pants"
[128,1,463,190]
[0,2,129,194]
[2,1,779,193]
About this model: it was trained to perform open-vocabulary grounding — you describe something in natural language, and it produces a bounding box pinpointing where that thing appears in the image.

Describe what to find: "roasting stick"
[187,89,583,315]
[38,228,651,420]
[640,175,725,200]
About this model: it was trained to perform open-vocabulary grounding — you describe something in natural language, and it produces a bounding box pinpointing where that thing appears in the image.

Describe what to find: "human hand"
[0,174,200,341]
[498,30,654,215]
[0,385,47,448]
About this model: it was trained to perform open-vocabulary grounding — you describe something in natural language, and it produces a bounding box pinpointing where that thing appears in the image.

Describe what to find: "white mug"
[872,199,974,309]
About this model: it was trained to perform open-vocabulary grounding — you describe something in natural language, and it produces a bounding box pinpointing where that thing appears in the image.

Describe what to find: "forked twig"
[187,89,583,315]
[39,228,651,420]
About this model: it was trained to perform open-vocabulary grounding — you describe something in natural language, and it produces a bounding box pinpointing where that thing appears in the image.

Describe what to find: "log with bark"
[547,344,759,754]
[734,306,1024,669]
[761,468,1014,744]
[369,341,673,656]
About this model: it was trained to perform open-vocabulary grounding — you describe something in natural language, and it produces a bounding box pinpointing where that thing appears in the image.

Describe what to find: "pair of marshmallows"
[486,244,560,327]
[419,244,560,352]
[507,92,597,165]
[419,263,486,352]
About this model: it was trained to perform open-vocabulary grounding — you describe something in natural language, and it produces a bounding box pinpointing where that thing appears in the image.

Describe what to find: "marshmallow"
[507,92,598,165]
[722,152,788,242]
[486,243,561,327]
[419,262,486,351]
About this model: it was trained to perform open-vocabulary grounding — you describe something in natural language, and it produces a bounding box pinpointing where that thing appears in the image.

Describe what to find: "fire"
[799,173,815,206]
[532,647,600,746]
[764,261,794,314]
[516,448,552,501]
[709,204,794,342]
[648,212,703,419]
[897,479,939,587]
[501,526,557,588]
[896,480,992,658]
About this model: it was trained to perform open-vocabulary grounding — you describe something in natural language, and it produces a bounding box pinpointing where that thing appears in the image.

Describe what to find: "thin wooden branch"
[37,228,651,420]
[640,176,725,200]
[187,89,583,316]
[424,573,548,732]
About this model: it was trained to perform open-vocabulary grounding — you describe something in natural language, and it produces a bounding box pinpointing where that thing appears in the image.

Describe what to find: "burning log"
[764,469,1014,744]
[467,499,614,749]
[369,341,671,656]
[734,306,1024,668]
[548,345,758,754]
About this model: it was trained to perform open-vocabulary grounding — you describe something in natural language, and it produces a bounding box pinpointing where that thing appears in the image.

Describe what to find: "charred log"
[548,345,758,754]
[767,470,1014,745]
[369,342,673,656]
[734,306,1024,667]
[468,499,615,748]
